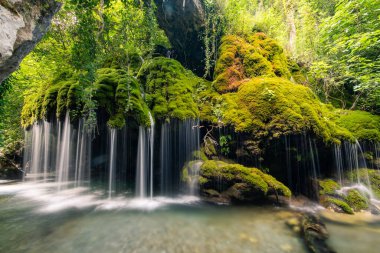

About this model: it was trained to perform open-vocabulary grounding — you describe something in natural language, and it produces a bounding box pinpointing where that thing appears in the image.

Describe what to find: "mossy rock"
[336,110,380,142]
[321,196,354,214]
[221,77,353,154]
[345,189,369,212]
[318,179,340,196]
[138,57,203,121]
[199,160,291,202]
[213,33,291,93]
[348,169,380,199]
[94,68,150,128]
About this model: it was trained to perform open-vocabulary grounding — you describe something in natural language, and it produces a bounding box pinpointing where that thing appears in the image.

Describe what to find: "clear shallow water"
[0,182,379,253]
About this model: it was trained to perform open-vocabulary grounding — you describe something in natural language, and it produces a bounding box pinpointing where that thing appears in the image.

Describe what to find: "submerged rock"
[301,213,335,253]
[0,0,61,83]
[286,212,335,253]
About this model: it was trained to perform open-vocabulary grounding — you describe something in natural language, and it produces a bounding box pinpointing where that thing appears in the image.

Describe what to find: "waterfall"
[332,140,377,200]
[148,113,154,199]
[136,126,148,198]
[30,123,44,177]
[282,134,320,197]
[57,113,72,191]
[73,120,90,187]
[108,129,117,199]
[188,161,202,196]
[22,130,32,180]
[43,121,51,181]
[333,144,344,185]
[160,119,200,196]
[135,113,155,199]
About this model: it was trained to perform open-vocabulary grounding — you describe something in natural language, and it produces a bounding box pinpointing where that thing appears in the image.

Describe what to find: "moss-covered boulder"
[318,178,370,214]
[213,33,291,93]
[321,196,354,214]
[319,179,340,196]
[138,57,203,120]
[220,77,353,154]
[336,110,380,142]
[198,160,291,203]
[345,189,369,212]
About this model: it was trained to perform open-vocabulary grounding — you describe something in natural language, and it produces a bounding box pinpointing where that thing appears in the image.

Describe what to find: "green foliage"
[219,135,231,156]
[0,76,25,152]
[316,0,380,113]
[336,110,380,141]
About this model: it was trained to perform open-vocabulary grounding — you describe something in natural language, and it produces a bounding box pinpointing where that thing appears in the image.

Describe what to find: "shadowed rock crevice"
[149,0,206,76]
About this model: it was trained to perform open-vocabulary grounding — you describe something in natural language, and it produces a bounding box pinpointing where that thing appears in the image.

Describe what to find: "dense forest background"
[0,0,379,155]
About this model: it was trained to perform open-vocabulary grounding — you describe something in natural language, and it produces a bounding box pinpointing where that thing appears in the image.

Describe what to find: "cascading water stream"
[149,113,154,199]
[43,121,51,181]
[333,144,344,185]
[30,123,43,177]
[108,129,117,199]
[160,119,200,196]
[135,112,155,199]
[57,113,72,191]
[136,126,148,198]
[333,140,378,203]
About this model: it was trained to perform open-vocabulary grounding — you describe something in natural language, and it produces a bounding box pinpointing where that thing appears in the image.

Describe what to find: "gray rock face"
[151,0,206,76]
[0,0,61,84]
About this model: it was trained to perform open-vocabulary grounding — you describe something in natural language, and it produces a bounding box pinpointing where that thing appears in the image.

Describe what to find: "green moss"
[336,110,380,142]
[200,160,291,198]
[94,68,150,128]
[41,85,60,119]
[138,57,202,121]
[345,189,369,212]
[213,33,291,93]
[260,172,292,197]
[22,67,151,128]
[319,179,340,195]
[325,197,354,214]
[221,77,353,154]
[21,88,46,127]
[193,150,208,161]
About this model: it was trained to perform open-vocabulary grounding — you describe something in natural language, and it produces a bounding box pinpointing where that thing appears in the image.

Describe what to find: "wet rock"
[0,0,61,83]
[202,188,230,205]
[286,212,335,253]
[369,203,380,215]
[147,0,206,76]
[199,160,291,204]
[301,213,335,253]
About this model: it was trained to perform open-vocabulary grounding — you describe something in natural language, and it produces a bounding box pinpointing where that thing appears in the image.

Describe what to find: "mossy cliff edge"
[21,57,204,128]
